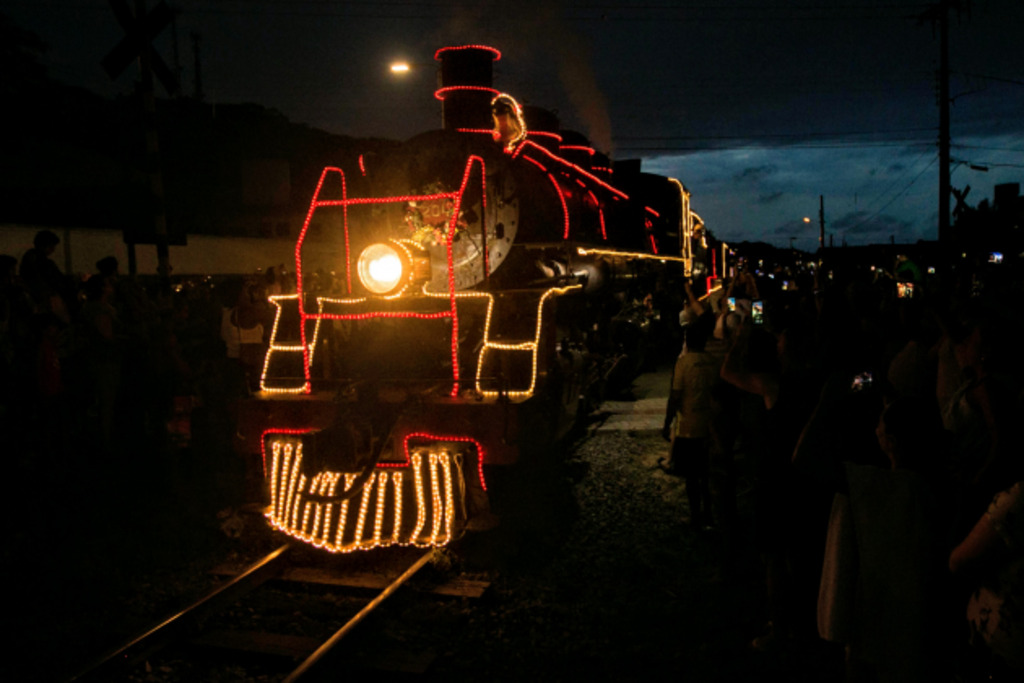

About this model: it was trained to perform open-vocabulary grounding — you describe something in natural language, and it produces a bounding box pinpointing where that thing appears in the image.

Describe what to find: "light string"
[265,436,467,553]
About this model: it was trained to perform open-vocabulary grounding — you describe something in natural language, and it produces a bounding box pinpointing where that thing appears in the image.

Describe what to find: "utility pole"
[818,195,825,252]
[102,0,179,283]
[136,0,172,290]
[938,0,951,244]
[191,32,204,100]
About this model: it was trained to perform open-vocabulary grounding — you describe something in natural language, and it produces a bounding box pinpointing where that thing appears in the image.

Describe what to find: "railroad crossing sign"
[101,0,180,95]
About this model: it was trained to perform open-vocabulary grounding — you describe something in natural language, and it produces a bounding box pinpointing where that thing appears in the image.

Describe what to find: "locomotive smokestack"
[434,45,501,131]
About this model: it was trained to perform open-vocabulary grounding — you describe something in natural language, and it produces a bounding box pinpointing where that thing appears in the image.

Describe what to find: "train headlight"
[357,240,430,296]
[358,243,404,294]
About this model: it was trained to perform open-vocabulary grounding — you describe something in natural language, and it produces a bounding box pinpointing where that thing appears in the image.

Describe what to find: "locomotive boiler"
[237,45,707,553]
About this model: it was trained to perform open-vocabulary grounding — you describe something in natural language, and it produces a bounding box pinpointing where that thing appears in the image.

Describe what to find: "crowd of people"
[0,230,291,474]
[660,253,1024,681]
[5,226,1023,679]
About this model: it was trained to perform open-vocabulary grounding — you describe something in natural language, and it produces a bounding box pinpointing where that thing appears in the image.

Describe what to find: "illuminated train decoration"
[238,45,716,553]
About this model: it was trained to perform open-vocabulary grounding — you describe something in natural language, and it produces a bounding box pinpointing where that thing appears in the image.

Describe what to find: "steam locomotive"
[237,45,714,553]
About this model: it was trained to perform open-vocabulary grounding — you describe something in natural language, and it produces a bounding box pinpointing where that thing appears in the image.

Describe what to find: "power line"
[617,140,933,152]
[851,145,934,218]
[843,154,937,233]
[618,126,937,141]
[952,144,1024,153]
[957,72,1024,87]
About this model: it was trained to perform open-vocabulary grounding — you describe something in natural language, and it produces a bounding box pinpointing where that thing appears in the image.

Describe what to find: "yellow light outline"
[262,283,579,400]
[575,247,689,263]
[265,440,468,553]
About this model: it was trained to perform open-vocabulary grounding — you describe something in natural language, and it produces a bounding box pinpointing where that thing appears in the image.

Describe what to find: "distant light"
[390,62,411,74]
[803,217,811,223]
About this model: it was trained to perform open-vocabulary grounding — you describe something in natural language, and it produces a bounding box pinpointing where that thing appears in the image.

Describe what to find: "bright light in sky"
[390,62,411,74]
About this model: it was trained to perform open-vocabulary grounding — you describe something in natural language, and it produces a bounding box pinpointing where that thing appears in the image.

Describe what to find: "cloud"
[733,165,777,183]
[759,191,784,204]
[833,211,912,238]
[770,218,817,236]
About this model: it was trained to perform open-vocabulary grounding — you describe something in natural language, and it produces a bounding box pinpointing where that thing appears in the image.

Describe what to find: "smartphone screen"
[897,282,914,299]
[851,372,873,392]
[751,300,764,324]
[727,297,736,312]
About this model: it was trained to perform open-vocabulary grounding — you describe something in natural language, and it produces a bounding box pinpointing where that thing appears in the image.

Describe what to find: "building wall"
[1,225,297,277]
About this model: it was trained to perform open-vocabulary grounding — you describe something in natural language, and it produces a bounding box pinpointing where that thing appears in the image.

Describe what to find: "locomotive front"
[238,45,700,553]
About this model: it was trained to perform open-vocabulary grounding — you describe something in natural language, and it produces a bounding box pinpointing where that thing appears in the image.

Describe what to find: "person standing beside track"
[19,229,72,323]
[661,279,718,530]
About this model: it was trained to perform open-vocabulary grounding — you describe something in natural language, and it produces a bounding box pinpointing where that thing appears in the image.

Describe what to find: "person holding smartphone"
[730,268,760,302]
[720,315,822,650]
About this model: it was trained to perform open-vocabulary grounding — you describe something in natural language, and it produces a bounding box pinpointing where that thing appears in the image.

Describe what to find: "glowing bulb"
[357,243,405,294]
[369,253,401,282]
[391,62,411,74]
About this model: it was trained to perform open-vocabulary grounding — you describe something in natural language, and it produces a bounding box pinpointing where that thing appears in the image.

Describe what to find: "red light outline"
[293,157,488,396]
[434,85,500,101]
[479,158,490,277]
[520,154,547,173]
[400,432,487,491]
[261,428,487,493]
[645,207,660,254]
[315,311,452,322]
[440,130,624,245]
[434,45,501,61]
[515,140,642,242]
[516,140,629,200]
[459,126,551,149]
[528,130,564,143]
[520,155,571,239]
[551,172,571,239]
[261,427,318,477]
[586,190,608,240]
[560,144,596,156]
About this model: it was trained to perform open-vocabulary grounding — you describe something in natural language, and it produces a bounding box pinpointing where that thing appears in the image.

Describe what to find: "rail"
[67,545,438,681]
[68,544,291,682]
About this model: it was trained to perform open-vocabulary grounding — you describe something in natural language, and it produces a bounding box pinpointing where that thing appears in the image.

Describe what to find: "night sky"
[4,0,1023,250]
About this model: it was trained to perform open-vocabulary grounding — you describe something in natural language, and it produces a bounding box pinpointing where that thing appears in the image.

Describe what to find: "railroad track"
[69,544,487,681]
